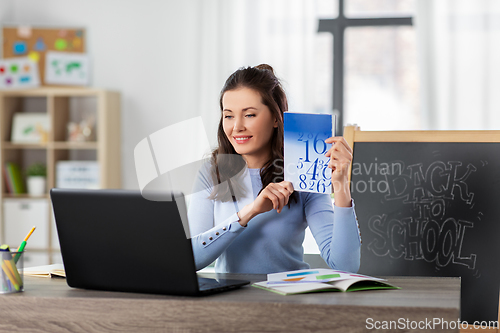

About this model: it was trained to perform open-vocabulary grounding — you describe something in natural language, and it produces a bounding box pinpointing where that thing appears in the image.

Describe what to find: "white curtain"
[195,0,322,148]
[194,0,324,254]
[416,0,500,130]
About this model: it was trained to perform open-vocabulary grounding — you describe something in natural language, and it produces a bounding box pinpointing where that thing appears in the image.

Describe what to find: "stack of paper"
[21,264,66,278]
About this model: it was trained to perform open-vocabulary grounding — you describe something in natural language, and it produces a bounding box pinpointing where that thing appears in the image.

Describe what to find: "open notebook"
[253,268,399,295]
[22,264,66,278]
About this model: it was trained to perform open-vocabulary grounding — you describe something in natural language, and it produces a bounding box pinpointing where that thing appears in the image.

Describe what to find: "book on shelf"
[21,264,66,278]
[3,164,13,194]
[3,162,26,194]
[252,268,399,295]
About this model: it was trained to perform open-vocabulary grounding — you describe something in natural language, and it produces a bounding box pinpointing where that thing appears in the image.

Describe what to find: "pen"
[14,226,36,264]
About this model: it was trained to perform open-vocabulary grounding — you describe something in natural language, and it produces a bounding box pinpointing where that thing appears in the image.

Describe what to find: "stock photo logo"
[133,117,252,239]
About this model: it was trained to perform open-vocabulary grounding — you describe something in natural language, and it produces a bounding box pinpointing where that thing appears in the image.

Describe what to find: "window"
[317,0,419,132]
[345,26,420,130]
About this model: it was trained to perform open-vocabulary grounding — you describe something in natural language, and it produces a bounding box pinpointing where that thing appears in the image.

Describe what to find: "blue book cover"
[284,113,336,194]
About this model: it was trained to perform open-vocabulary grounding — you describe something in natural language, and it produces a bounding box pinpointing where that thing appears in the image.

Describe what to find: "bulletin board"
[2,26,86,85]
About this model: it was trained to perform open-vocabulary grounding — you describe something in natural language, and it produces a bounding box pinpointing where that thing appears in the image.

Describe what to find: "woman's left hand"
[325,136,353,207]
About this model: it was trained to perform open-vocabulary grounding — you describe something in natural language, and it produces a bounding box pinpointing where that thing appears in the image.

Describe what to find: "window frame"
[318,0,413,134]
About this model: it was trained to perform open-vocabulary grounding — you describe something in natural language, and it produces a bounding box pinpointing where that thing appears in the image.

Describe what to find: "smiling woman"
[222,88,277,168]
[187,65,361,274]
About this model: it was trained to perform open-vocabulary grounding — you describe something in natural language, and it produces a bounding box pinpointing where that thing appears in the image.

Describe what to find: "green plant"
[26,163,47,177]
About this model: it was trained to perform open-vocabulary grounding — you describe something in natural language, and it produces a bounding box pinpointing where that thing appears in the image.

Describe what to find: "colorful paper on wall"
[45,51,90,86]
[13,41,28,55]
[3,26,86,85]
[17,26,32,38]
[34,38,46,51]
[0,57,40,89]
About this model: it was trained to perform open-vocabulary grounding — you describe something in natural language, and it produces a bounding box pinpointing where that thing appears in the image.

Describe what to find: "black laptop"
[50,189,250,296]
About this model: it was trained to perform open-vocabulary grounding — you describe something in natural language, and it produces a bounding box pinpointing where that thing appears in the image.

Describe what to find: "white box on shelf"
[3,198,48,249]
[56,161,100,189]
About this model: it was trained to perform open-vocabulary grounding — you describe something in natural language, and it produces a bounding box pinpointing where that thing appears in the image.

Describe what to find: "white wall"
[0,0,14,38]
[4,0,205,189]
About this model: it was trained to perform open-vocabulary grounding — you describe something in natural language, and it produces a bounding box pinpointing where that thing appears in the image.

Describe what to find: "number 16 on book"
[284,113,336,194]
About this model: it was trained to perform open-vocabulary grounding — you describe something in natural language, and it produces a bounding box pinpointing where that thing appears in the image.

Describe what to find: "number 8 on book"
[284,113,336,194]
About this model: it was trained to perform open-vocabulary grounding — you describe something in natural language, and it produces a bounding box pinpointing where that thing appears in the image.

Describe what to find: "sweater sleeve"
[187,166,247,271]
[304,193,361,273]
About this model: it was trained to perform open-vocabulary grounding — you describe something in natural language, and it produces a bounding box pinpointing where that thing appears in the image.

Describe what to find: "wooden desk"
[0,274,460,333]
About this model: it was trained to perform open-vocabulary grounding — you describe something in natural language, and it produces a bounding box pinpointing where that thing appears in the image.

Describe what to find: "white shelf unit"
[0,87,121,264]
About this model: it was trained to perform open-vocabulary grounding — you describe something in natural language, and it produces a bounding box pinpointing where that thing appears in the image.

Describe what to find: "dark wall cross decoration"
[317,0,413,135]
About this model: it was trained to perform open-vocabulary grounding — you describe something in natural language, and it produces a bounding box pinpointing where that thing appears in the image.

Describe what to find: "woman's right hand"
[253,181,294,214]
[237,181,294,227]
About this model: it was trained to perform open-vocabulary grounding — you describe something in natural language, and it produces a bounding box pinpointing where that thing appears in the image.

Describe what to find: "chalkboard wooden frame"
[344,125,500,332]
[345,125,500,181]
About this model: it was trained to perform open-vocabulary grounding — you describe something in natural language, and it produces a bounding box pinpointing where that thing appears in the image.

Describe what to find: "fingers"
[328,159,351,175]
[326,140,352,162]
[324,138,352,179]
[278,181,294,195]
[266,186,285,212]
[275,181,295,208]
[325,142,352,160]
[263,182,294,213]
[325,137,353,155]
[328,150,351,172]
[262,189,280,211]
[325,138,352,163]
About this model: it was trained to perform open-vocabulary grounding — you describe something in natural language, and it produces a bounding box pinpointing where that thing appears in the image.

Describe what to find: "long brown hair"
[208,64,296,204]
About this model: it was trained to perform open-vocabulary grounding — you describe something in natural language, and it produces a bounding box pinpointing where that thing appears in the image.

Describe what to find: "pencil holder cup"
[0,251,24,294]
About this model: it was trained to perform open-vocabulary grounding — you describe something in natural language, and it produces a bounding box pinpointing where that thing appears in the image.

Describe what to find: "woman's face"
[222,87,277,168]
